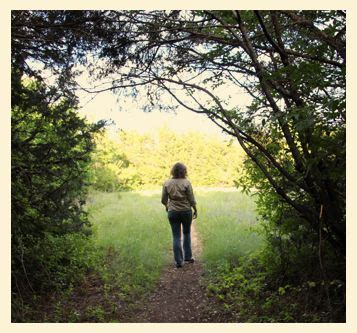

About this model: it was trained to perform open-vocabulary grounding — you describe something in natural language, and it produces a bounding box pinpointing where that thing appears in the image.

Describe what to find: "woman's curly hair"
[171,162,187,179]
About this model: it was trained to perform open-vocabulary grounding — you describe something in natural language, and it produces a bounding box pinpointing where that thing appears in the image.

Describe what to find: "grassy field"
[86,190,172,297]
[195,189,263,271]
[86,188,262,299]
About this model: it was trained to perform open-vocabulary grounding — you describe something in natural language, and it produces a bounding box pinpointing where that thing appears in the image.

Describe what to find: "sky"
[27,54,252,140]
[77,88,228,138]
[75,69,252,140]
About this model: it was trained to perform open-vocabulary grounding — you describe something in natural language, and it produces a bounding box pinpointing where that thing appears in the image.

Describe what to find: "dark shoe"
[184,258,195,263]
[175,262,183,268]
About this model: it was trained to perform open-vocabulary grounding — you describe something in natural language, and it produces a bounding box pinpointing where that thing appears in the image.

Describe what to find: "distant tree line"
[90,127,244,191]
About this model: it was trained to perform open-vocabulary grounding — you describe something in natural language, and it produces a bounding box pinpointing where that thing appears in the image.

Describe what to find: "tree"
[11,10,346,319]
[11,69,104,293]
[74,10,345,257]
[89,132,131,191]
[12,9,345,255]
[11,12,106,318]
[111,127,244,188]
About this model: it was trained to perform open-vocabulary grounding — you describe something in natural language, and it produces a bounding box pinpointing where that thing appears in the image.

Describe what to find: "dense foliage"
[85,10,346,258]
[12,11,346,252]
[11,10,346,322]
[11,70,104,321]
[90,127,244,191]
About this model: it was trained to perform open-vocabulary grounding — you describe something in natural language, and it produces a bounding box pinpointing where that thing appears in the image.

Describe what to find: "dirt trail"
[126,221,217,323]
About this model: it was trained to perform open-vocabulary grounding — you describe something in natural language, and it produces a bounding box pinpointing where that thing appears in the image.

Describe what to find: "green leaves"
[11,75,104,308]
[11,10,346,322]
[90,127,245,191]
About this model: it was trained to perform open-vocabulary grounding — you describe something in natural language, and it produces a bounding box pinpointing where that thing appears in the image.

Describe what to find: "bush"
[11,71,104,321]
[206,251,345,322]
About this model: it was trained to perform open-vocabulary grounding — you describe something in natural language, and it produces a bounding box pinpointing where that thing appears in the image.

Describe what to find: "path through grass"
[86,188,262,300]
[36,188,264,322]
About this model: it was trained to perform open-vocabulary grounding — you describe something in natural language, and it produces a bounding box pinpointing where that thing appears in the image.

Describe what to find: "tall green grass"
[195,189,262,271]
[86,190,172,296]
[85,188,261,298]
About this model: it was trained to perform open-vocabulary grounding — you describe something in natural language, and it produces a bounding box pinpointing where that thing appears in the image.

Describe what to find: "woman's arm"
[192,204,198,219]
[161,183,169,211]
[187,182,197,218]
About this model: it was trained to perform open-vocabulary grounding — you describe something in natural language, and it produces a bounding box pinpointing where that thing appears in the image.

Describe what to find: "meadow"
[195,189,262,271]
[86,190,172,297]
[86,188,262,299]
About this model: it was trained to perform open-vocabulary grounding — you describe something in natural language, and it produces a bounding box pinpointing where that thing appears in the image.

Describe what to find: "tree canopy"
[11,10,346,321]
[13,10,345,255]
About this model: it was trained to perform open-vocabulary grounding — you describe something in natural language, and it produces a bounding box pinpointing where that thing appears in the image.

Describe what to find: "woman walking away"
[161,162,197,268]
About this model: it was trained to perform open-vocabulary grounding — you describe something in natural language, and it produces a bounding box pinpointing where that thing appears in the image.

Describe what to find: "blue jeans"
[168,210,193,265]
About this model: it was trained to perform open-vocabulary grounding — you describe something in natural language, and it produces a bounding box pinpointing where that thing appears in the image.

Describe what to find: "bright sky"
[76,79,252,140]
[77,89,227,138]
[32,59,252,139]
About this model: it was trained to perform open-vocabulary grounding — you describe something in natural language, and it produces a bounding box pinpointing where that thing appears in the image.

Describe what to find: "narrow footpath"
[126,222,218,323]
